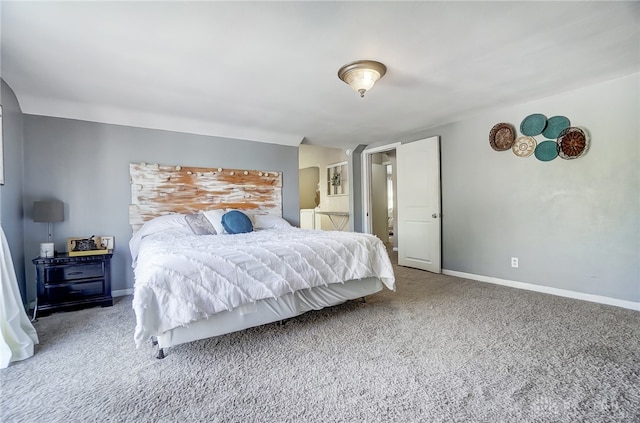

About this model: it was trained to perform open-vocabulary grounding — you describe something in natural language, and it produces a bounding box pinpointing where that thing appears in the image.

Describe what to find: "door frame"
[362,142,401,235]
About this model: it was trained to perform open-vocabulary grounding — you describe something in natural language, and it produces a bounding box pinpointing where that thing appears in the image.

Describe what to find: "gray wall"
[0,79,26,301]
[22,115,299,304]
[366,74,638,303]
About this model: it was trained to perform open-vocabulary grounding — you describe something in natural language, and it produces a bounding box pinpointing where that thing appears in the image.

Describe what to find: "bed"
[128,162,395,357]
[130,213,395,357]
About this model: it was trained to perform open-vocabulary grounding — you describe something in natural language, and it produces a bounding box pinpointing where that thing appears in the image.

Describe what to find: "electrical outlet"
[100,236,114,250]
[511,257,519,268]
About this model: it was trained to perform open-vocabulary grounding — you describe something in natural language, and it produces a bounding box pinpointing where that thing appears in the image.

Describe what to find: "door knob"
[432,213,438,218]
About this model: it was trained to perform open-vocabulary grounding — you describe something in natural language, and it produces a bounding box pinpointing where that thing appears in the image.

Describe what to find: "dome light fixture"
[337,60,387,98]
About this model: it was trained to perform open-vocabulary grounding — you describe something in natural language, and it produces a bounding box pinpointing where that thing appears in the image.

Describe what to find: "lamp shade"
[33,200,64,223]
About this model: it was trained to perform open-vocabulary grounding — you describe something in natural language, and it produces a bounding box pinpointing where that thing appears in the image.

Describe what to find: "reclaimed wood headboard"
[129,162,282,232]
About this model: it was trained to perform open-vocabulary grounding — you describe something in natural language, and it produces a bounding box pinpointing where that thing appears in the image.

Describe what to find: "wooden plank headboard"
[129,162,282,232]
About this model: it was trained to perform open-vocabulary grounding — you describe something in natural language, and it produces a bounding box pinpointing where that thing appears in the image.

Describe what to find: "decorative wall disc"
[520,113,547,136]
[489,123,515,151]
[542,116,570,139]
[534,140,559,162]
[557,127,588,159]
[512,136,537,157]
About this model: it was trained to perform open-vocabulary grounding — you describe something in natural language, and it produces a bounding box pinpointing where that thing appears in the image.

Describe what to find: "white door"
[397,136,441,273]
[371,163,388,242]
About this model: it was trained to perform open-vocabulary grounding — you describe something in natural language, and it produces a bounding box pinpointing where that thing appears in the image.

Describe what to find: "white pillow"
[253,214,292,229]
[129,214,191,264]
[203,209,227,234]
[137,214,191,236]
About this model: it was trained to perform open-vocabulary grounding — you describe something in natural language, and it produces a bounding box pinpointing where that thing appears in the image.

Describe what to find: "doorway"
[363,137,442,273]
[363,143,400,248]
[299,166,320,209]
[369,153,397,249]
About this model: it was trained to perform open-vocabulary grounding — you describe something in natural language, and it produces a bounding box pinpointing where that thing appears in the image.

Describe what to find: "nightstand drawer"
[45,263,104,282]
[45,279,106,302]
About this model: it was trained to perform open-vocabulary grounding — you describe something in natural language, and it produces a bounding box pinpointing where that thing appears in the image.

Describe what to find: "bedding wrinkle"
[205,250,279,299]
[242,245,312,293]
[285,239,351,285]
[285,243,334,287]
[144,251,268,309]
[135,267,235,331]
[308,239,376,280]
[131,227,395,347]
[265,243,322,289]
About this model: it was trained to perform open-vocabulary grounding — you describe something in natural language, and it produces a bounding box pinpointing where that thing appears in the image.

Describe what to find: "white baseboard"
[442,269,640,311]
[112,288,134,297]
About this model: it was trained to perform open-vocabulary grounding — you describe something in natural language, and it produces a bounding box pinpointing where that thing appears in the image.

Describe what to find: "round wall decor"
[557,127,588,159]
[520,114,547,136]
[534,140,559,162]
[512,136,537,157]
[542,115,570,139]
[489,123,516,151]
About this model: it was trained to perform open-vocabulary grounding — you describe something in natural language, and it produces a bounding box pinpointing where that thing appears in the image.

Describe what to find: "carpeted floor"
[2,253,639,422]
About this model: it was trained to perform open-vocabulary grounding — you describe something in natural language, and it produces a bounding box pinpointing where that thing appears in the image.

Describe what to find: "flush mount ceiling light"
[337,60,387,98]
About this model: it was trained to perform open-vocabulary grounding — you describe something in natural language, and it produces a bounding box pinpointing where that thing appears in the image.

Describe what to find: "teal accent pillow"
[221,210,253,234]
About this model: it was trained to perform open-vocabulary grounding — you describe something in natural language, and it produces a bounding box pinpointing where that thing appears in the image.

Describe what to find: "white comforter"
[131,227,395,347]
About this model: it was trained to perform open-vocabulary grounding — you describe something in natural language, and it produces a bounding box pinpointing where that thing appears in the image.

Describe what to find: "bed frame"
[152,277,383,358]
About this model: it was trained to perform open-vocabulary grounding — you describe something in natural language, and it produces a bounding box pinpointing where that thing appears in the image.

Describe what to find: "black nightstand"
[32,253,113,318]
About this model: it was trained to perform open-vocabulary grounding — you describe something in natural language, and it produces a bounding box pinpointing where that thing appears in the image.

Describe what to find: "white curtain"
[0,225,38,368]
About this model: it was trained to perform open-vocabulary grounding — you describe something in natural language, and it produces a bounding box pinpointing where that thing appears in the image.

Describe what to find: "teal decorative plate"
[520,113,547,136]
[542,116,570,139]
[534,141,559,161]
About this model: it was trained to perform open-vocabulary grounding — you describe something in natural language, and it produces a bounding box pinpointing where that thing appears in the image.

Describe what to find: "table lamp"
[34,200,64,257]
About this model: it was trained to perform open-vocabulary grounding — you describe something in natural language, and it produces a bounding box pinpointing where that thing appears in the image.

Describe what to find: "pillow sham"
[221,210,254,234]
[203,209,227,234]
[138,213,191,235]
[129,214,191,265]
[253,214,292,230]
[185,213,217,235]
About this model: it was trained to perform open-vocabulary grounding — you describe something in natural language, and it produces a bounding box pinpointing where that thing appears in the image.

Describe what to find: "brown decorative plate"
[489,123,515,151]
[512,136,537,157]
[557,127,588,159]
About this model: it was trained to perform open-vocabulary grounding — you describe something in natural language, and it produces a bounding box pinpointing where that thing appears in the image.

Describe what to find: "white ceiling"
[2,1,639,149]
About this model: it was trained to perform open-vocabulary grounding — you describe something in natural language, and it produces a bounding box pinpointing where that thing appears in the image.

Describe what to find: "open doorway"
[299,166,320,209]
[385,159,397,249]
[299,166,320,229]
[363,144,400,251]
[363,137,442,273]
[299,144,352,231]
[371,154,397,250]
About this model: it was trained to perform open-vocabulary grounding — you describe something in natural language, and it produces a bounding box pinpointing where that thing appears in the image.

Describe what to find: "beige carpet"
[2,257,639,422]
